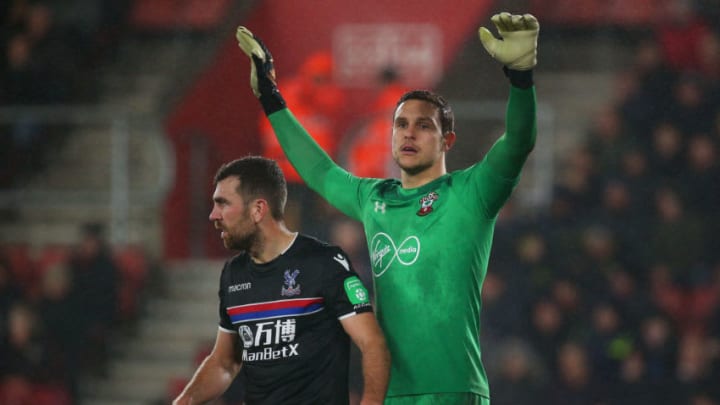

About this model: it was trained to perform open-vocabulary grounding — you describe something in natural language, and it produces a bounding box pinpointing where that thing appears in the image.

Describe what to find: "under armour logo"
[374,201,386,213]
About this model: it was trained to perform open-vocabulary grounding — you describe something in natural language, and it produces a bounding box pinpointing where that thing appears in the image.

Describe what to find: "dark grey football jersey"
[218,234,372,405]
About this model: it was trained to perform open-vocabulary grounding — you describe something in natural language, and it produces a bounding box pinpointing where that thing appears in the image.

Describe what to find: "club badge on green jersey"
[417,191,439,216]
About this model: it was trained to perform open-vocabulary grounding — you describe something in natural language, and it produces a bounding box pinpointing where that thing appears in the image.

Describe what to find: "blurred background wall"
[1,0,719,404]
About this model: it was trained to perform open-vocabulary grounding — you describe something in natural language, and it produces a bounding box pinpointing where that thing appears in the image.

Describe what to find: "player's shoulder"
[293,234,351,269]
[449,162,489,186]
[294,234,345,256]
[223,252,251,274]
[217,252,252,290]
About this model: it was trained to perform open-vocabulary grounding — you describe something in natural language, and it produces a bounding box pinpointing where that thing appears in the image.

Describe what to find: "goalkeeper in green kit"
[236,12,539,405]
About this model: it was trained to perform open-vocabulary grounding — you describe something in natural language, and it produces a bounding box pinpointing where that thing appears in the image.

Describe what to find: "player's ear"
[251,199,268,223]
[442,132,456,151]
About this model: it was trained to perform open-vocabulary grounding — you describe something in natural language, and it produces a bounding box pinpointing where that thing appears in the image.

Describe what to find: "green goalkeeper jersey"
[267,86,537,397]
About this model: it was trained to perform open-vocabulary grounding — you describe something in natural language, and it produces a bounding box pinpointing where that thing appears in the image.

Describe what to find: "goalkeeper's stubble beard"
[393,155,435,176]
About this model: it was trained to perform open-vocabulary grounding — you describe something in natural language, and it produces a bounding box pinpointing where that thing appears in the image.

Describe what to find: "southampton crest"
[417,191,439,216]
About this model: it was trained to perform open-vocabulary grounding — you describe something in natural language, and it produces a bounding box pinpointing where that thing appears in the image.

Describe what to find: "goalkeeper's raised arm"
[477,12,539,212]
[235,27,347,203]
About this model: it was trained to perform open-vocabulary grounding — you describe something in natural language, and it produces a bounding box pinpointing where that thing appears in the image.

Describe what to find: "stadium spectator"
[487,338,545,405]
[604,269,654,329]
[528,298,568,372]
[0,302,49,383]
[650,186,705,282]
[482,271,530,339]
[683,130,718,191]
[545,341,604,405]
[638,313,678,383]
[511,231,555,296]
[37,262,83,398]
[585,301,632,382]
[0,256,22,333]
[575,225,623,295]
[67,223,120,374]
[615,39,676,137]
[585,105,635,176]
[594,179,648,265]
[697,31,720,81]
[674,332,720,402]
[608,351,663,405]
[11,3,77,104]
[616,146,655,213]
[647,121,686,180]
[550,279,586,336]
[668,73,715,136]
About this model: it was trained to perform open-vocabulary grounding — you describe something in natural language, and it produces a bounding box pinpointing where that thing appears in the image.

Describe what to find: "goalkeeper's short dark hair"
[214,156,287,220]
[395,90,455,135]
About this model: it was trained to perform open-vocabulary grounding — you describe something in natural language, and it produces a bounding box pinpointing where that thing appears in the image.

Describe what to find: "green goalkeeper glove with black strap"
[236,26,286,115]
[478,12,539,89]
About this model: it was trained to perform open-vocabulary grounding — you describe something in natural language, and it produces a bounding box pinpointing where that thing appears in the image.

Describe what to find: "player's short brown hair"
[214,156,287,220]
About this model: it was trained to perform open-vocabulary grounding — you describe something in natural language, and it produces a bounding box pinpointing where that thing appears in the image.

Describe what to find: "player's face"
[391,99,447,175]
[209,177,258,251]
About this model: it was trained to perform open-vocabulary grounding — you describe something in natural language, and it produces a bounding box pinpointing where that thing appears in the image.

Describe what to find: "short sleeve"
[218,262,236,333]
[322,248,373,319]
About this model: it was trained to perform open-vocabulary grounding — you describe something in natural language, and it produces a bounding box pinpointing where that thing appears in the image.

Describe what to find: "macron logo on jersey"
[229,282,252,293]
[333,254,350,271]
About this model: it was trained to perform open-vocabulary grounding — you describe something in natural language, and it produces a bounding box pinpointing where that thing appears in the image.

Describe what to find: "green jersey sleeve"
[468,85,537,217]
[267,109,367,220]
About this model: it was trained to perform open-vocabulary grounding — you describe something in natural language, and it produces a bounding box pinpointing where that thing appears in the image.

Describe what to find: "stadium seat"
[1,243,39,296]
[113,245,150,320]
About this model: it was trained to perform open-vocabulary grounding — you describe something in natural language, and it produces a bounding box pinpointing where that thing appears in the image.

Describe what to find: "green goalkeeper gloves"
[479,12,539,71]
[236,26,286,115]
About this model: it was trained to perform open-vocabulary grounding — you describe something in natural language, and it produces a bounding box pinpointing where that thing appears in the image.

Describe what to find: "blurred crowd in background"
[479,3,720,403]
[0,223,154,404]
[1,1,148,403]
[2,0,720,404]
[0,0,128,188]
[481,36,720,404]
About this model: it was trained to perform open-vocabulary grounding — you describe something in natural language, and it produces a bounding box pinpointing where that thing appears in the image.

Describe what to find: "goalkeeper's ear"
[442,132,456,152]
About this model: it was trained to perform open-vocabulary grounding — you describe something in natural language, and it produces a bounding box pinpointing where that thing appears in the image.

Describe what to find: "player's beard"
[224,223,260,253]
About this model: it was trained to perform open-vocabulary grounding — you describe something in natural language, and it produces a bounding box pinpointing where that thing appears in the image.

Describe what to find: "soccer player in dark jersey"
[173,157,390,405]
[235,12,539,405]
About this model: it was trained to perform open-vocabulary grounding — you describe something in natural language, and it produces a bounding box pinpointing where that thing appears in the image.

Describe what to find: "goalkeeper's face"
[391,99,452,175]
[209,177,259,252]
